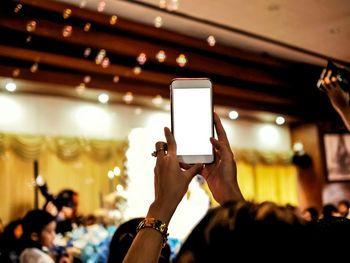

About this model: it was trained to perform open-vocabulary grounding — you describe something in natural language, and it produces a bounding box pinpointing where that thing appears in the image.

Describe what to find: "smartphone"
[316,60,350,91]
[170,78,214,164]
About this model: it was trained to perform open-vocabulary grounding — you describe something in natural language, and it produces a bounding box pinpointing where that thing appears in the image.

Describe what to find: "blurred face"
[338,203,349,216]
[39,221,56,248]
[0,221,4,234]
[72,194,79,215]
[14,224,23,239]
[61,206,74,219]
[302,210,312,222]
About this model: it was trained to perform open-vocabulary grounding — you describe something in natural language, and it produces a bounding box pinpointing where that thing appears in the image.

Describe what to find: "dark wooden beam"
[0,15,288,87]
[16,0,290,68]
[0,45,297,106]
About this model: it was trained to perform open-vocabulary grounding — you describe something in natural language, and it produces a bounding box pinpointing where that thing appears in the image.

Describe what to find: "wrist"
[147,201,176,225]
[136,218,169,248]
[218,182,244,205]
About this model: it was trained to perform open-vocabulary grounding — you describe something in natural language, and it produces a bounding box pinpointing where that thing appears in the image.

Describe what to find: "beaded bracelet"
[136,218,169,247]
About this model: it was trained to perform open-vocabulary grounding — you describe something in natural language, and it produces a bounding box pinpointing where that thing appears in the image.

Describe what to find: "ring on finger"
[151,144,168,157]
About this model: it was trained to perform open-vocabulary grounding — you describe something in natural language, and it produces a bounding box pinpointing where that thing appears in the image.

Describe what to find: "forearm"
[122,228,163,263]
[336,106,350,132]
[122,202,175,263]
[218,179,244,205]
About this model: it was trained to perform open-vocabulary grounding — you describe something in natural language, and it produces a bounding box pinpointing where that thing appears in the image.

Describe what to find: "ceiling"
[62,0,350,66]
[0,0,349,126]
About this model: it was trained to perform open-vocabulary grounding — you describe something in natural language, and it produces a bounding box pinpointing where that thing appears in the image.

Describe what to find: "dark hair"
[303,207,319,222]
[21,209,55,249]
[55,189,78,211]
[0,219,23,262]
[322,203,338,219]
[107,217,171,263]
[174,201,350,262]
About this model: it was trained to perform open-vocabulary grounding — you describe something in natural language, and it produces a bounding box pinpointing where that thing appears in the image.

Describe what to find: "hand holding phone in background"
[317,60,350,91]
[317,60,350,131]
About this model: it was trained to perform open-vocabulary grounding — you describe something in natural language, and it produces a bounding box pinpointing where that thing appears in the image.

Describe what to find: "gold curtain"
[235,148,298,205]
[0,133,128,224]
[206,149,298,207]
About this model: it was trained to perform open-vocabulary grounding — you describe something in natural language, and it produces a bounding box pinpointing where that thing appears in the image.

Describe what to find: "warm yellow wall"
[0,151,35,223]
[0,150,122,225]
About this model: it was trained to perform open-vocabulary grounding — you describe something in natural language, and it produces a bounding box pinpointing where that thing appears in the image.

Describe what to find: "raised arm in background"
[320,76,350,131]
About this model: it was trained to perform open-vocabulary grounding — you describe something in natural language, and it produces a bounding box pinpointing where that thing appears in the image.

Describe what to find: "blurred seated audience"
[38,180,81,235]
[337,199,350,219]
[19,209,70,263]
[301,207,319,223]
[0,219,23,263]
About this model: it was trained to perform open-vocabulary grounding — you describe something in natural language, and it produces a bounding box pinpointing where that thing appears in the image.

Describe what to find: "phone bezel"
[170,78,214,164]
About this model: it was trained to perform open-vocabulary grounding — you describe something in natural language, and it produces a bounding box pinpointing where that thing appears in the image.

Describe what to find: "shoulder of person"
[20,247,54,263]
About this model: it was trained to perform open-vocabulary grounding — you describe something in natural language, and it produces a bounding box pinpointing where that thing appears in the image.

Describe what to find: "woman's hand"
[200,112,244,204]
[320,76,350,131]
[123,128,202,263]
[148,127,203,224]
[321,76,349,111]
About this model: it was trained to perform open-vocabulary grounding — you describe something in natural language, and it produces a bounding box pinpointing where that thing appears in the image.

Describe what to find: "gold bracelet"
[136,218,169,247]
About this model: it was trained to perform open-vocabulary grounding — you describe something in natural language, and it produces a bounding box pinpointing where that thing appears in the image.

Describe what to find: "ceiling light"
[76,83,86,94]
[26,21,36,32]
[84,23,91,32]
[156,50,166,63]
[113,166,121,176]
[123,92,133,104]
[275,116,285,125]
[152,95,163,105]
[62,25,73,37]
[30,62,39,73]
[84,48,91,57]
[159,0,166,8]
[98,93,109,104]
[133,66,142,75]
[80,0,87,8]
[207,35,216,47]
[97,1,106,12]
[63,9,72,19]
[176,54,187,67]
[12,69,20,77]
[14,4,22,13]
[167,0,179,11]
[137,53,147,65]
[83,75,91,83]
[107,170,114,179]
[229,110,238,120]
[293,141,304,152]
[101,57,110,68]
[110,15,118,25]
[5,82,16,92]
[154,16,163,28]
[95,49,106,64]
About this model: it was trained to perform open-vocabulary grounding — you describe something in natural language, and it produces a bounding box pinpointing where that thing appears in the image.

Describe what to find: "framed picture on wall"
[324,133,350,181]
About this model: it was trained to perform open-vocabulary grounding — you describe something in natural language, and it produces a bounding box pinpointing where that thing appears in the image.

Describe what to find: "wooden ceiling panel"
[0,0,335,124]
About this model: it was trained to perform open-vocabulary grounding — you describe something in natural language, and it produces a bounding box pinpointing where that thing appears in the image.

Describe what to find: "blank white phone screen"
[172,87,212,155]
